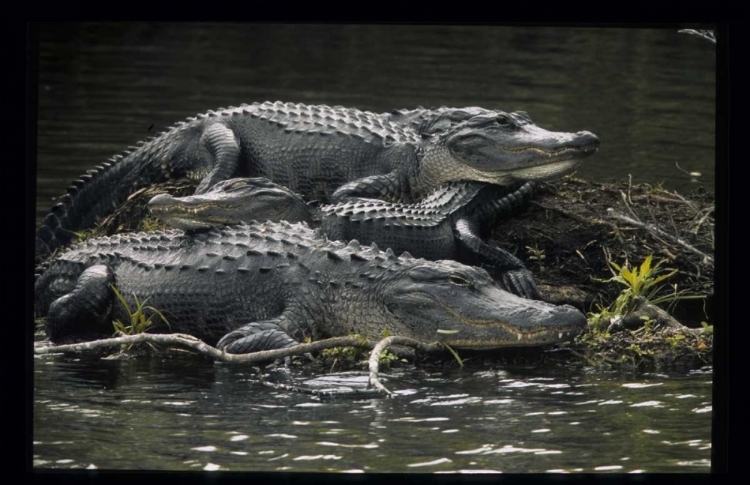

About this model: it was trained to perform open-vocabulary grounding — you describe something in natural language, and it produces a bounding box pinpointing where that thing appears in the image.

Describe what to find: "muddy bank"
[490,177,714,326]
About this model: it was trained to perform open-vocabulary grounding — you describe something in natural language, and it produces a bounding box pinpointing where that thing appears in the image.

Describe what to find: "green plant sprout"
[110,285,170,351]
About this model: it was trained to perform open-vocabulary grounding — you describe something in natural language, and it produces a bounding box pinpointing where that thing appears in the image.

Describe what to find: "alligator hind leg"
[453,218,542,300]
[45,265,115,344]
[194,124,241,194]
[216,320,300,354]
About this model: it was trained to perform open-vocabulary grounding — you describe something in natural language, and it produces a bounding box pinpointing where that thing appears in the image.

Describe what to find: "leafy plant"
[140,217,164,232]
[664,334,686,349]
[70,228,97,243]
[377,350,399,367]
[607,255,677,305]
[588,255,684,331]
[110,285,170,351]
[321,346,359,361]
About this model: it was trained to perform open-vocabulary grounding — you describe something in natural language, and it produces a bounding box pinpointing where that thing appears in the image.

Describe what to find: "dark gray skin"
[35,221,587,353]
[36,102,598,260]
[149,177,542,299]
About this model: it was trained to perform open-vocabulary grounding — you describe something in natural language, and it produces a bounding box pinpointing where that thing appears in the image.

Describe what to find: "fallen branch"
[677,29,717,44]
[367,336,398,396]
[34,332,444,365]
[531,201,624,243]
[607,210,714,266]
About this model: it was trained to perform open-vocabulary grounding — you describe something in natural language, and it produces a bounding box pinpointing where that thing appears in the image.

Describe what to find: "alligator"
[36,102,599,260]
[149,177,543,299]
[34,221,587,353]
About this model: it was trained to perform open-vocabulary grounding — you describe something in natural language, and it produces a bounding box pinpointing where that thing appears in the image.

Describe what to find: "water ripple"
[621,383,664,388]
[192,446,217,452]
[316,441,379,449]
[408,458,452,467]
[630,401,663,407]
[293,455,342,461]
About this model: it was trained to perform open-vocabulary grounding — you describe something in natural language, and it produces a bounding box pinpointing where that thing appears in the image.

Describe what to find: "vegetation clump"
[110,286,170,353]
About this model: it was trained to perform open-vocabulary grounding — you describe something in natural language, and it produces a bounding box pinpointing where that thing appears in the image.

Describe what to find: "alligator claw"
[502,269,543,300]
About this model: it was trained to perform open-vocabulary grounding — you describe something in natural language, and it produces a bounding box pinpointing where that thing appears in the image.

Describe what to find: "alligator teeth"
[559,333,563,339]
[517,334,522,341]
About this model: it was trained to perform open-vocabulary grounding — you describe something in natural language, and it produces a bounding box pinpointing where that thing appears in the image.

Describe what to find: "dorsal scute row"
[242,101,420,146]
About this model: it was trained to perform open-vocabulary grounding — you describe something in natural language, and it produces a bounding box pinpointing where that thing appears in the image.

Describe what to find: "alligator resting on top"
[36,102,599,265]
[34,221,587,353]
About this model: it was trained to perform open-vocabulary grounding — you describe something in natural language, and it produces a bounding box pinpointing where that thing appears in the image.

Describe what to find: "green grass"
[110,285,170,351]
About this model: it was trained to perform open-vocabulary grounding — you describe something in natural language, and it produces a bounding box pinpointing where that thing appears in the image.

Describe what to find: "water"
[33,350,712,472]
[31,24,716,472]
[34,23,716,224]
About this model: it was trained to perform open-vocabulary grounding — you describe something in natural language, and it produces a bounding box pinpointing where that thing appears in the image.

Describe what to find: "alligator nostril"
[577,131,600,146]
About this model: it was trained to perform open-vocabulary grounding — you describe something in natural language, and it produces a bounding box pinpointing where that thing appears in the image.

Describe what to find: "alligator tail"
[35,140,172,261]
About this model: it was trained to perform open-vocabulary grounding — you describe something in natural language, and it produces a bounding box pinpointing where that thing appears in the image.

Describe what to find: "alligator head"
[375,258,586,348]
[418,110,600,188]
[148,177,312,230]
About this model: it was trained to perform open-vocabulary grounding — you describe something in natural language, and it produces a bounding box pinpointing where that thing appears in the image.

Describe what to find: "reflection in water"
[34,24,715,224]
[34,350,712,472]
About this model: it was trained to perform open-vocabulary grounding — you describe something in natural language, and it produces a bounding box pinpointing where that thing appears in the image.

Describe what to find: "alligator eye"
[223,180,248,192]
[494,116,516,129]
[450,276,470,286]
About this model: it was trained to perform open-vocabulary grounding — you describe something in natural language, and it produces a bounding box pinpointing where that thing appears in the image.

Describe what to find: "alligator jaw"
[429,295,586,349]
[440,117,600,186]
[502,158,583,182]
[148,179,311,229]
[386,263,587,349]
[148,194,235,230]
[446,328,582,349]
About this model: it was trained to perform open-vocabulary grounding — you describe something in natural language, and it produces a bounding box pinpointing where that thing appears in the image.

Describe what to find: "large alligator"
[149,177,542,299]
[36,102,599,260]
[35,221,587,353]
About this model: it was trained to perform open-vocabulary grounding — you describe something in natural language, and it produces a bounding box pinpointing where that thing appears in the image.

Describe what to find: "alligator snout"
[149,193,173,206]
[574,131,600,150]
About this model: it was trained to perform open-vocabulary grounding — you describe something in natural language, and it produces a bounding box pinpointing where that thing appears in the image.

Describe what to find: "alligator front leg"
[194,124,241,194]
[453,218,542,300]
[330,172,405,203]
[45,265,116,344]
[216,319,300,354]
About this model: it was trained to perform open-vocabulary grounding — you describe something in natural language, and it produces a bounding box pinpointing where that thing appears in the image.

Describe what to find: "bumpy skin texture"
[35,221,587,352]
[36,102,598,260]
[149,178,542,299]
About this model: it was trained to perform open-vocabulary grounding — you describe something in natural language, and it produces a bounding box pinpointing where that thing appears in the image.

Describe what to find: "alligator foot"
[454,218,542,300]
[45,265,115,343]
[216,321,299,354]
[501,268,543,301]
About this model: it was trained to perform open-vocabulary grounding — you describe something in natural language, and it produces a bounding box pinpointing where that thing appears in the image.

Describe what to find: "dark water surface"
[34,23,716,224]
[33,347,712,472]
[32,24,715,473]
